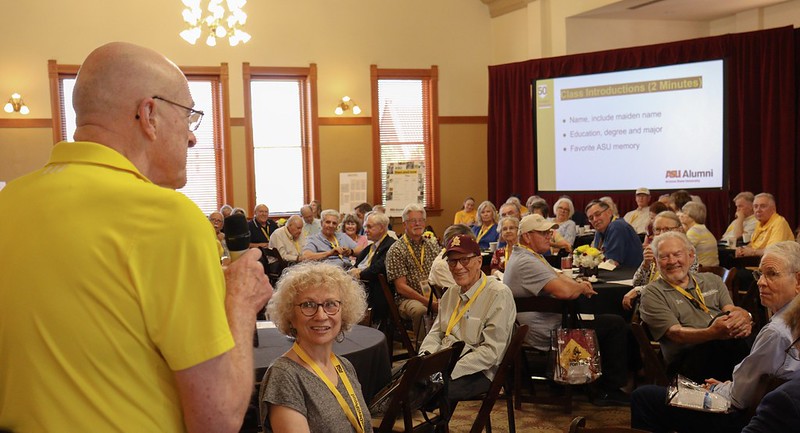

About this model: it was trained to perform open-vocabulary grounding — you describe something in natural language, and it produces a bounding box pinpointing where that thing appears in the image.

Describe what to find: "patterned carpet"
[448,397,630,432]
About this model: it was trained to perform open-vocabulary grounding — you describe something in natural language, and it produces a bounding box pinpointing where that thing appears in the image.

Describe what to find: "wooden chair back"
[378,274,417,361]
[630,318,669,386]
[468,324,529,433]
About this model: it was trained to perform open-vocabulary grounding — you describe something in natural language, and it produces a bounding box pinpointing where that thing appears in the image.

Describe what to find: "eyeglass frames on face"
[447,255,478,268]
[151,96,204,131]
[587,208,608,221]
[296,300,342,317]
[653,225,681,234]
[753,269,786,282]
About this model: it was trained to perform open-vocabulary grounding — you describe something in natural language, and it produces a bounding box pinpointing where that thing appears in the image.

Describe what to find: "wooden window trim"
[48,60,80,144]
[242,63,320,214]
[370,65,441,211]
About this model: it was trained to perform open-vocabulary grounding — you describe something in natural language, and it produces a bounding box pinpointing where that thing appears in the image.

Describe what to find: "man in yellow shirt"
[736,192,794,257]
[0,42,272,433]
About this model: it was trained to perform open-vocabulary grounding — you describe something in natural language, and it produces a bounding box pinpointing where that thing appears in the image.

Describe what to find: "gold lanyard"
[259,224,270,242]
[446,276,488,336]
[291,343,365,433]
[647,262,660,283]
[664,275,709,314]
[403,235,426,274]
[520,245,553,271]
[365,234,387,266]
[476,224,492,243]
[504,247,510,264]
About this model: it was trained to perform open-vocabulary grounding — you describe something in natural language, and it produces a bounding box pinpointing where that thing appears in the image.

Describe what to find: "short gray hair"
[733,191,754,203]
[651,231,695,257]
[681,202,707,225]
[763,241,800,274]
[497,216,520,234]
[365,211,389,229]
[755,192,776,206]
[267,262,367,337]
[286,215,303,226]
[320,209,340,222]
[654,211,681,228]
[402,203,426,221]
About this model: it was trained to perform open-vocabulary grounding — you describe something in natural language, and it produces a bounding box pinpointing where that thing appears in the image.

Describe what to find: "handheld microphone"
[223,214,251,262]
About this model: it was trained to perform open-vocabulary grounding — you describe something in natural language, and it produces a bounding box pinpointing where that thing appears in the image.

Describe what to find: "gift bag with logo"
[666,375,731,413]
[551,328,602,384]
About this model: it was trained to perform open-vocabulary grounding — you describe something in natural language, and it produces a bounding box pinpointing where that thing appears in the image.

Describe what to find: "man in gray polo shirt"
[504,214,630,406]
[640,231,752,382]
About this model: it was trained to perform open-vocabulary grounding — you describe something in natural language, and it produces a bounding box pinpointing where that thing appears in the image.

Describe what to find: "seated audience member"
[552,197,577,246]
[742,295,800,433]
[353,202,372,225]
[385,203,441,339]
[600,196,620,218]
[525,195,543,216]
[219,204,233,218]
[680,201,719,267]
[504,214,630,405]
[528,199,571,253]
[644,201,670,240]
[472,200,500,250]
[340,213,368,251]
[720,191,757,246]
[260,262,370,433]
[301,209,357,268]
[300,204,321,241]
[420,234,515,405]
[209,211,229,259]
[370,204,397,238]
[632,241,800,433]
[490,216,520,279]
[309,199,322,219]
[249,204,279,248]
[506,195,528,215]
[349,211,396,324]
[232,207,246,216]
[497,201,521,248]
[428,224,474,289]
[623,187,651,235]
[623,211,698,310]
[639,232,752,382]
[453,197,477,226]
[586,199,643,267]
[736,192,794,258]
[269,215,305,264]
[668,190,693,213]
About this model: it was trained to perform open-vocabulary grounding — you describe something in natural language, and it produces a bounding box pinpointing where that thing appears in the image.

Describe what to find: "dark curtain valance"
[488,26,797,236]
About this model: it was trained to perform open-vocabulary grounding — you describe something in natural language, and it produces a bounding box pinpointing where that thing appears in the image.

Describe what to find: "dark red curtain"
[487,26,797,236]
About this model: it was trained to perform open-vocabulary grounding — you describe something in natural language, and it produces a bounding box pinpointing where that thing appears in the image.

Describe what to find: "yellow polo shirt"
[750,212,794,250]
[0,141,233,432]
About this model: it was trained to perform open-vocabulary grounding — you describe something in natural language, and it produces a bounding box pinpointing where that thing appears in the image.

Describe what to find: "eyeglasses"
[531,230,553,238]
[587,208,608,221]
[786,335,800,362]
[296,300,342,317]
[753,269,785,282]
[447,255,479,268]
[653,225,681,234]
[405,218,426,225]
[152,96,204,131]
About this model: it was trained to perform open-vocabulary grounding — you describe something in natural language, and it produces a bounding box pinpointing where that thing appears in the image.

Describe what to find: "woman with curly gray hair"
[260,262,369,433]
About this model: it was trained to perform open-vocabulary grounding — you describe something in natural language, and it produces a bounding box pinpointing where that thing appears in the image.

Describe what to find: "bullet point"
[563,133,566,137]
[563,147,567,151]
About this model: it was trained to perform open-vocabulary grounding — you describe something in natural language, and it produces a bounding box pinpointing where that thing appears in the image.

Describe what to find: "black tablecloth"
[575,267,637,320]
[253,324,391,402]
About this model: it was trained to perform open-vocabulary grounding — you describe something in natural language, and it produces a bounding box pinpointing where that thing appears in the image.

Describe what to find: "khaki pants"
[398,298,428,341]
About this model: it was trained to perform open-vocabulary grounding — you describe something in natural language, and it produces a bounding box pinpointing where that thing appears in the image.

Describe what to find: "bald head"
[72,42,197,189]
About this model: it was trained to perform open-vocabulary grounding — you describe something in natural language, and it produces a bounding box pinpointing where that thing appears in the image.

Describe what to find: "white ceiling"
[572,0,790,21]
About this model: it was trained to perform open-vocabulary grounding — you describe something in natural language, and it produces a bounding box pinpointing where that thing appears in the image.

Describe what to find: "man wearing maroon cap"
[419,234,516,403]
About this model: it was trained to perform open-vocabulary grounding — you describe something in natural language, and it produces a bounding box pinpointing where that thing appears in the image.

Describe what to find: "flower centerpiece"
[573,245,604,277]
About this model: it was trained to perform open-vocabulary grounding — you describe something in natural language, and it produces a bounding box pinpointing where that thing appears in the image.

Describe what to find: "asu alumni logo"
[537,84,548,99]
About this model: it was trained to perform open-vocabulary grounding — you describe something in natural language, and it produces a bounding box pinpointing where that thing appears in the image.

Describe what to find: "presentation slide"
[535,59,724,192]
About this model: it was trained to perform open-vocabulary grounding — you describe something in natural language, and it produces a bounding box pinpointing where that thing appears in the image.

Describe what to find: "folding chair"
[378,274,417,361]
[464,324,529,433]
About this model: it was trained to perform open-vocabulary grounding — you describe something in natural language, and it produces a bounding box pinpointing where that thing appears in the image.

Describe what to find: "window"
[243,63,319,215]
[49,61,231,215]
[370,65,440,209]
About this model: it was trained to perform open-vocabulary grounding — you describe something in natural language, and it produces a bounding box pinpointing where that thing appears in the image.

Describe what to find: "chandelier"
[179,0,251,47]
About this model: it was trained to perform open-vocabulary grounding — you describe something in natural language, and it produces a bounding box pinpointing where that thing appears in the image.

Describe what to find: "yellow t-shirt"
[454,209,477,225]
[750,213,795,250]
[0,142,233,432]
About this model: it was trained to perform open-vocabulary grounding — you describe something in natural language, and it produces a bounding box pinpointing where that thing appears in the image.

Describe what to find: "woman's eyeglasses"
[296,300,342,317]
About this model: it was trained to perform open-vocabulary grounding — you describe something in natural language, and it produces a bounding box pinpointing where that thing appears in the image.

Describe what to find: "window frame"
[370,65,441,211]
[242,63,320,216]
[48,60,233,208]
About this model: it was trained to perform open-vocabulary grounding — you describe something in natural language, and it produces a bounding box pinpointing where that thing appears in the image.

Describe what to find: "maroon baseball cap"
[445,234,481,257]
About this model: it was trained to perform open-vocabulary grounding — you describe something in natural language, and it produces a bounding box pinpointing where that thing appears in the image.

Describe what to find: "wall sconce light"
[4,93,30,115]
[334,96,361,116]
[179,0,251,47]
